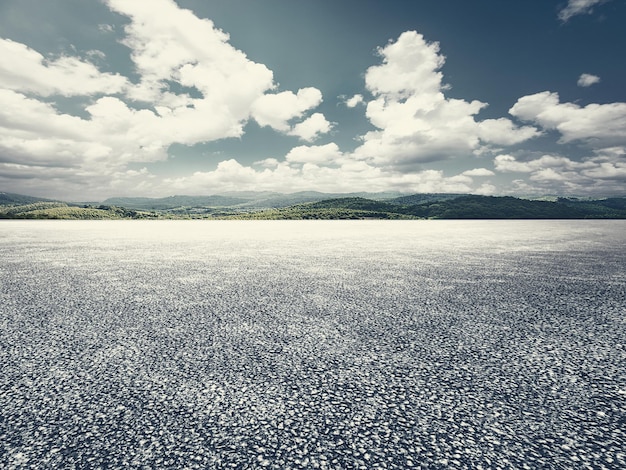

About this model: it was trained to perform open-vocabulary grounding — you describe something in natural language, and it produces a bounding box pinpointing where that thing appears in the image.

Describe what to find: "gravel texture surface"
[1,220,625,469]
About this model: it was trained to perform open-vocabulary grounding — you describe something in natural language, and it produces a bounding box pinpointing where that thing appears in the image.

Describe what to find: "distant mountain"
[102,191,408,210]
[229,195,626,220]
[388,193,467,205]
[0,191,56,205]
[2,190,626,219]
[217,190,404,200]
[216,190,282,199]
[101,195,249,210]
[233,191,403,209]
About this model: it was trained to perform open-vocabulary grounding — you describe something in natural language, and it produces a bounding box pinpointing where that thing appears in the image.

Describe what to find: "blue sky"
[0,0,625,200]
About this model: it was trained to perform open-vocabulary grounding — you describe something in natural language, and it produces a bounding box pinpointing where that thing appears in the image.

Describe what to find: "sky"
[0,0,625,201]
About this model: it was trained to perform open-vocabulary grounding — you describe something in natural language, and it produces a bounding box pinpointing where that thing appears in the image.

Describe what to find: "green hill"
[226,197,416,219]
[387,193,466,205]
[103,191,407,211]
[404,196,583,219]
[0,202,155,219]
[2,190,626,219]
[228,195,626,219]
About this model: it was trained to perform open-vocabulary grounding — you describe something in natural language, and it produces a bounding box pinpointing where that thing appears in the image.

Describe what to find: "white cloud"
[0,89,111,166]
[510,91,626,148]
[105,0,283,135]
[1,0,622,201]
[344,94,364,108]
[581,147,626,179]
[530,167,569,182]
[251,88,323,132]
[163,157,479,195]
[250,87,331,141]
[365,32,445,99]
[254,157,280,168]
[494,149,626,195]
[350,31,538,169]
[285,143,342,164]
[0,0,330,198]
[0,39,128,97]
[494,154,591,173]
[107,0,272,104]
[462,168,495,177]
[582,161,626,179]
[288,113,334,142]
[478,118,542,146]
[558,0,608,22]
[577,73,601,87]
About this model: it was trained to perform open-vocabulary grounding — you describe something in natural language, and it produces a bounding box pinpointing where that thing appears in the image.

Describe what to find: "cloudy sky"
[1,0,625,200]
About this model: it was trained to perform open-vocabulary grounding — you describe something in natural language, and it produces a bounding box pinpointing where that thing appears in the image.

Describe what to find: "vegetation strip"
[2,191,626,219]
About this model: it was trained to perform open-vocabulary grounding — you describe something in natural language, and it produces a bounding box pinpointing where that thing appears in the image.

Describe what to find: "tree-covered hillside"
[2,191,626,219]
[404,196,587,219]
[228,195,626,219]
[405,196,626,219]
[0,202,156,219]
[228,198,415,220]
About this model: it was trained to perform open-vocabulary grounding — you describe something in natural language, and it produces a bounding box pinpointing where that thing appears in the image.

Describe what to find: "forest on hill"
[1,191,626,220]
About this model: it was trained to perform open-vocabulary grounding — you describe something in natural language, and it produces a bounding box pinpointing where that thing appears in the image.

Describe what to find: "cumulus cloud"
[106,0,276,107]
[0,0,329,197]
[251,89,332,140]
[350,31,539,169]
[0,0,327,157]
[510,91,626,148]
[558,0,608,22]
[477,118,542,146]
[0,90,107,165]
[494,154,590,173]
[2,0,623,199]
[163,158,480,195]
[494,149,626,195]
[251,88,323,131]
[288,113,334,142]
[581,147,626,180]
[365,32,445,99]
[577,73,601,87]
[0,39,128,97]
[462,168,495,177]
[344,94,364,108]
[285,143,343,164]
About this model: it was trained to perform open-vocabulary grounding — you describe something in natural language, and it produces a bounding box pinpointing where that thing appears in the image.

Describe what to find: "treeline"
[407,196,626,219]
[227,196,626,220]
[0,202,158,220]
[2,192,626,219]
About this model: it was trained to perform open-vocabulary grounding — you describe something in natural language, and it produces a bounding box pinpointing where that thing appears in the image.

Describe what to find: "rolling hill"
[2,191,626,219]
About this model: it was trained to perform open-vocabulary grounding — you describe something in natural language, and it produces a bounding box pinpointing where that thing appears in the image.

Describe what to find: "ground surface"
[1,220,625,469]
